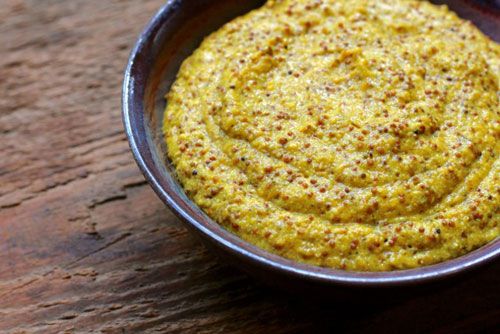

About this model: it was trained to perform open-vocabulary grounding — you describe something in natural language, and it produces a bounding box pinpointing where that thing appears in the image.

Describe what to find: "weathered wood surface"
[0,0,498,333]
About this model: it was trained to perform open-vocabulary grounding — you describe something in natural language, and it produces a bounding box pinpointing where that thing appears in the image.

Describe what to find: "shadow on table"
[215,260,499,334]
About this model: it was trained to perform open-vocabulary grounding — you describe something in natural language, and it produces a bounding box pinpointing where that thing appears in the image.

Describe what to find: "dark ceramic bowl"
[122,0,500,294]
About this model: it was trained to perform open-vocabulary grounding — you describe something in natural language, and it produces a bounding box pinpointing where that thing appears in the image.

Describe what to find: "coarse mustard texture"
[163,0,499,271]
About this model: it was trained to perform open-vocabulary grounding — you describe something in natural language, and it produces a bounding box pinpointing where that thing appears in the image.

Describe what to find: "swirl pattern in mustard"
[164,0,499,271]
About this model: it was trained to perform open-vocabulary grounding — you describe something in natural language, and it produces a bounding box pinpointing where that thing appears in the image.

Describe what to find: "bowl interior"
[124,0,500,286]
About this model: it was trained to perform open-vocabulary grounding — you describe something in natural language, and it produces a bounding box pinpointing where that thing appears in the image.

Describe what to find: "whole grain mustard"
[163,0,500,271]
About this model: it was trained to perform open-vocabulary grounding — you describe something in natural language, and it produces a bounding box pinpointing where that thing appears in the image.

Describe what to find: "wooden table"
[1,1,498,333]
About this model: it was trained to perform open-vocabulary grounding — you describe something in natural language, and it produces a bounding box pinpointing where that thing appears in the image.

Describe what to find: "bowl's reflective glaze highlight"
[122,0,499,294]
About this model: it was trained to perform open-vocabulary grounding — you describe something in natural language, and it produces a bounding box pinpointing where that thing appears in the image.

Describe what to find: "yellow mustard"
[163,0,500,271]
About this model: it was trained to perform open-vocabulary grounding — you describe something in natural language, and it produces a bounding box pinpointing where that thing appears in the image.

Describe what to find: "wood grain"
[0,0,498,333]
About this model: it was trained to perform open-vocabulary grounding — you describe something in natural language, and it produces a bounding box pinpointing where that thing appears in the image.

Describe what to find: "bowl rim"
[122,0,500,288]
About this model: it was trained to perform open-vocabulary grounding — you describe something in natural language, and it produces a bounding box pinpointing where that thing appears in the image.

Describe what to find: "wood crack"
[64,232,133,269]
[87,193,128,210]
[124,179,148,189]
[0,201,22,209]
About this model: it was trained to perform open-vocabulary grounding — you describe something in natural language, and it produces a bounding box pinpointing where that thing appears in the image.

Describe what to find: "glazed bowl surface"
[122,0,500,293]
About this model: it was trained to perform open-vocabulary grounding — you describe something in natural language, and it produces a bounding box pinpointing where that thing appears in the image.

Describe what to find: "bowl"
[122,0,500,296]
